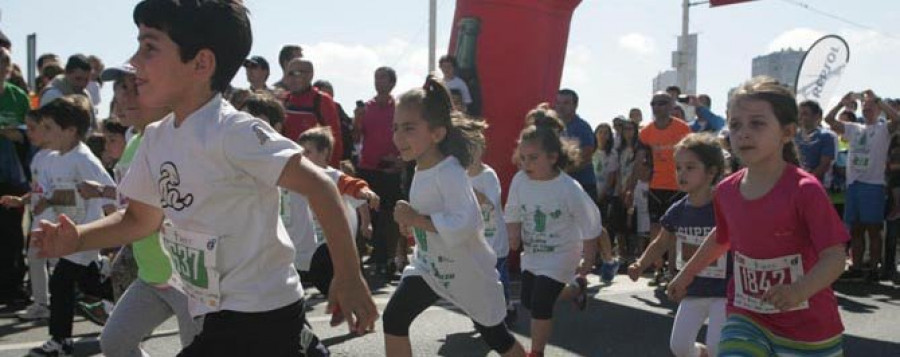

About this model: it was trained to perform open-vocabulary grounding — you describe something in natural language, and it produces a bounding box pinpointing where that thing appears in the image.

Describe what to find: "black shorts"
[606,196,629,235]
[648,189,683,224]
[520,270,565,320]
[177,299,327,357]
[299,244,333,296]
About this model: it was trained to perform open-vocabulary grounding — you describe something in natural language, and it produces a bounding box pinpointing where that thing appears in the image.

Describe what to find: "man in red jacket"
[282,58,343,166]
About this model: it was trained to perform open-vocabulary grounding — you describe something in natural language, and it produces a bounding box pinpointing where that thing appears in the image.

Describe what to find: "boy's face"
[130,25,197,110]
[300,142,328,168]
[40,117,77,151]
[114,75,141,127]
[104,133,126,161]
[25,119,47,148]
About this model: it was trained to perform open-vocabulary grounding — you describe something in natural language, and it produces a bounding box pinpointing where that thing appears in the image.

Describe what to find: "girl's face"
[300,142,329,168]
[727,98,793,167]
[621,123,637,143]
[25,118,46,148]
[595,126,611,145]
[392,104,445,165]
[104,133,126,161]
[675,149,716,194]
[517,139,557,180]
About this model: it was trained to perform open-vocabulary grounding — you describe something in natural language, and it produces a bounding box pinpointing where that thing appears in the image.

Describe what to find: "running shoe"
[76,301,109,326]
[573,276,588,311]
[599,259,621,284]
[16,303,50,321]
[28,338,73,357]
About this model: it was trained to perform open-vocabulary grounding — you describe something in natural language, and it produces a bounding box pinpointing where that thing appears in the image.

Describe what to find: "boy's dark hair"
[39,97,92,139]
[297,126,334,156]
[799,100,823,117]
[558,88,579,106]
[37,53,58,69]
[438,54,458,68]
[134,0,252,93]
[65,54,92,73]
[103,120,129,136]
[397,75,485,167]
[242,93,285,127]
[675,133,726,183]
[518,106,581,173]
[278,45,303,69]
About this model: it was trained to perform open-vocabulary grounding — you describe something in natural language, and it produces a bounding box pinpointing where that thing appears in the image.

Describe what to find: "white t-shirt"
[504,171,602,283]
[844,121,889,185]
[469,164,509,258]
[444,76,472,105]
[119,95,303,317]
[29,149,56,230]
[285,166,364,271]
[592,149,619,196]
[404,156,506,327]
[46,143,114,266]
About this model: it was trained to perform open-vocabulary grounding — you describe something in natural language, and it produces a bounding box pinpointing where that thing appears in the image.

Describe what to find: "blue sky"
[2,0,899,129]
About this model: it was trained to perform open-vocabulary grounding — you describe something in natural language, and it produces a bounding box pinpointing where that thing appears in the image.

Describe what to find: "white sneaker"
[16,303,50,321]
[28,338,73,357]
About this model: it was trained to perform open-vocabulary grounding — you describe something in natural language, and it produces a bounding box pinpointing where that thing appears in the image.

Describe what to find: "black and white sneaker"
[28,338,73,357]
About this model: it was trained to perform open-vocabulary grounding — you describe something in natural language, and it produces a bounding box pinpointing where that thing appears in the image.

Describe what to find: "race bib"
[851,153,870,172]
[676,233,726,279]
[733,252,808,314]
[160,221,221,309]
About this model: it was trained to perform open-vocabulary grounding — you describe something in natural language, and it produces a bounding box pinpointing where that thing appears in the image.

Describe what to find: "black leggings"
[382,276,516,353]
[299,244,333,296]
[520,270,565,320]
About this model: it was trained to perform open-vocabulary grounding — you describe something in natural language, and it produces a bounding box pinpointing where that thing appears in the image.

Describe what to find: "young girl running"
[466,129,516,321]
[668,77,849,356]
[382,77,525,357]
[505,105,600,357]
[628,133,728,357]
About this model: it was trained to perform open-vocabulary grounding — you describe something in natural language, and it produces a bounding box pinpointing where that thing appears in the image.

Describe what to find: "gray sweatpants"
[100,279,200,357]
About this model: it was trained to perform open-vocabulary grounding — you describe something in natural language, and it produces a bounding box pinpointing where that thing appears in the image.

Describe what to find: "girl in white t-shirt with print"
[505,105,601,357]
[383,77,526,357]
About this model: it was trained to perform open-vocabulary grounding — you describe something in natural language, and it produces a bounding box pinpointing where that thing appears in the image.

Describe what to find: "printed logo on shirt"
[158,161,194,211]
[251,122,275,145]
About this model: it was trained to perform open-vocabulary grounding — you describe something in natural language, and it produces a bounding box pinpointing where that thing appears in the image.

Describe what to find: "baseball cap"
[243,55,270,71]
[100,64,135,82]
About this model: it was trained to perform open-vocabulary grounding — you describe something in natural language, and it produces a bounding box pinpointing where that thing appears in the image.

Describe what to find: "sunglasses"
[287,69,311,77]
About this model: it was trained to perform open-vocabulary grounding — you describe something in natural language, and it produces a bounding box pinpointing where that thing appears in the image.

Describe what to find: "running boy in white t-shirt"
[32,1,377,356]
[29,96,117,357]
[1,110,55,322]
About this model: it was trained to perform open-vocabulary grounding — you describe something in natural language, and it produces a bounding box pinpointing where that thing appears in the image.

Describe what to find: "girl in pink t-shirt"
[668,77,849,356]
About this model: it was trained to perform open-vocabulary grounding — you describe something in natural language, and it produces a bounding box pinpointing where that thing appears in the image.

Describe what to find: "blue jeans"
[496,257,510,305]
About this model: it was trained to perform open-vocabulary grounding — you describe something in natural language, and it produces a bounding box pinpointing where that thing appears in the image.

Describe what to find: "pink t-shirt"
[714,165,848,342]
[358,97,399,171]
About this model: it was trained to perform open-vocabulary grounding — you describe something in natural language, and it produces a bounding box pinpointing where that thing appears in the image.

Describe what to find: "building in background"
[752,48,804,90]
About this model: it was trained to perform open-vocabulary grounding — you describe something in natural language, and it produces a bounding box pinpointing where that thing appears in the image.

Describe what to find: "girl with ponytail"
[504,104,604,357]
[382,76,526,357]
[668,77,849,356]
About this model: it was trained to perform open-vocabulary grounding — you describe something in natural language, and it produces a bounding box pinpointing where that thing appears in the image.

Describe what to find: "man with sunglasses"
[281,58,343,166]
[639,92,691,285]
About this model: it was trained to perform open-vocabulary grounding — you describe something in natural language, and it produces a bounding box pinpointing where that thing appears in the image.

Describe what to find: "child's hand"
[77,181,104,199]
[359,188,380,211]
[627,262,644,282]
[762,284,806,311]
[666,271,693,302]
[0,195,24,208]
[393,200,419,227]
[32,214,81,259]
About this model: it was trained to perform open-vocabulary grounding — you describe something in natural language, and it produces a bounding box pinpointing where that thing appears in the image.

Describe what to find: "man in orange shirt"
[639,92,690,282]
